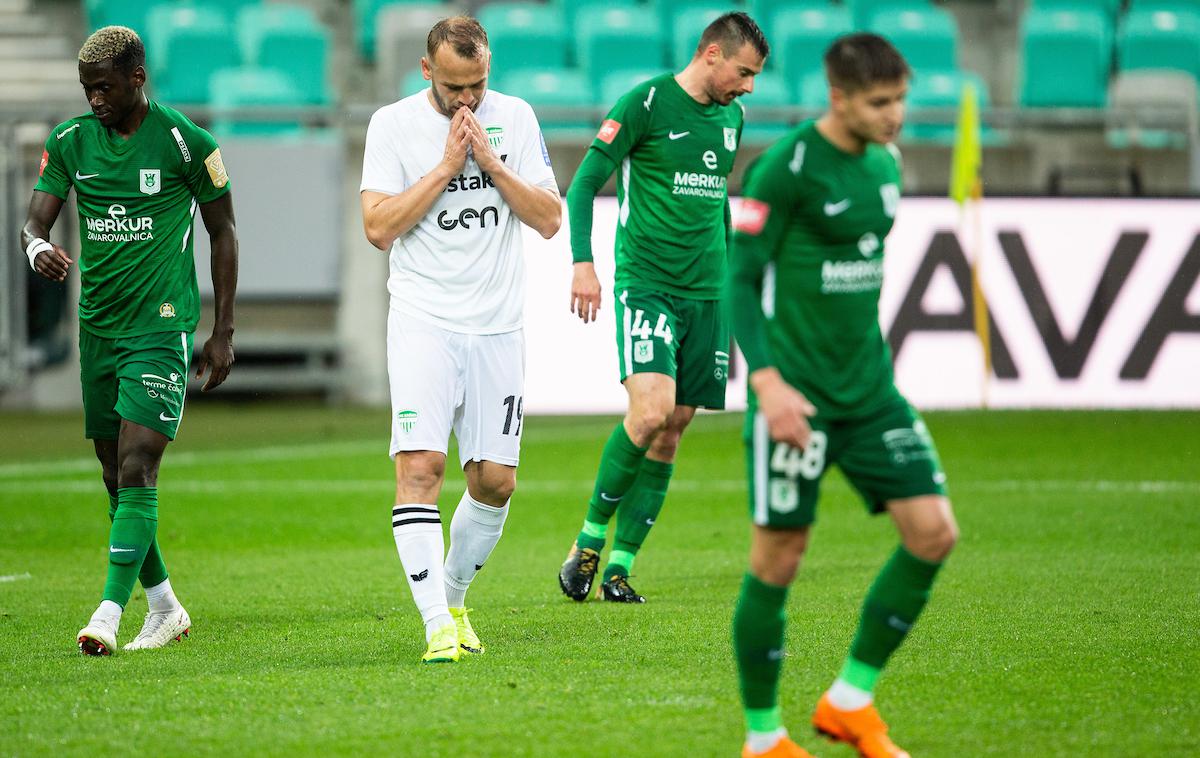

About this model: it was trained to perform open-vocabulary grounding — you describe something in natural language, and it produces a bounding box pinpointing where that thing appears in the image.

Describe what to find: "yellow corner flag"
[949,81,990,404]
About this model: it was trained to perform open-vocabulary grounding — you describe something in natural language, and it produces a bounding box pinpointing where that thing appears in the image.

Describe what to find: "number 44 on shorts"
[768,432,827,513]
[631,310,673,345]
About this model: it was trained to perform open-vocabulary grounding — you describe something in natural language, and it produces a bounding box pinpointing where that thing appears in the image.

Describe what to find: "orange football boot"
[741,735,816,758]
[812,693,910,758]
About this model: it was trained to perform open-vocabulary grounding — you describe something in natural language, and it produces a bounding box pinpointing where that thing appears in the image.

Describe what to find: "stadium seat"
[1117,8,1200,83]
[209,66,306,137]
[599,69,669,107]
[237,5,331,104]
[800,68,830,107]
[905,68,992,143]
[657,0,741,33]
[357,0,455,61]
[558,0,639,43]
[145,4,238,104]
[670,4,731,69]
[375,4,456,100]
[85,0,168,34]
[496,68,597,134]
[845,0,935,30]
[1106,69,1199,148]
[1030,0,1122,20]
[773,6,854,87]
[478,2,570,73]
[868,6,959,72]
[739,71,795,142]
[400,67,430,98]
[576,7,667,90]
[1018,8,1112,107]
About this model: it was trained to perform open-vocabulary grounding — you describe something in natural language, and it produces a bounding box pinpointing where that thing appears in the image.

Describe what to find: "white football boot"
[124,606,191,650]
[77,614,120,656]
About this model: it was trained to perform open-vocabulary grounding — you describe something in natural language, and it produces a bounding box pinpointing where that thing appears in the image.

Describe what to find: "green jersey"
[590,73,744,300]
[729,120,903,418]
[34,101,230,338]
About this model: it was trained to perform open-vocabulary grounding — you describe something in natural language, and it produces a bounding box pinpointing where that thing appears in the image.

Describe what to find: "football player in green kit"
[558,13,767,603]
[20,26,238,655]
[727,35,959,758]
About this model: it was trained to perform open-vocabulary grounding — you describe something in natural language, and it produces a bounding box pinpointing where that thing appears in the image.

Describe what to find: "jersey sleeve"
[360,108,407,196]
[726,145,801,373]
[513,100,557,191]
[587,81,654,164]
[181,124,231,203]
[33,129,70,200]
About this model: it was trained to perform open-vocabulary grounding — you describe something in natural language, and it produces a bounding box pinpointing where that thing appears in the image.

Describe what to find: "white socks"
[392,503,451,640]
[444,492,509,608]
[144,578,181,613]
[94,599,122,622]
[828,678,874,710]
[745,728,789,754]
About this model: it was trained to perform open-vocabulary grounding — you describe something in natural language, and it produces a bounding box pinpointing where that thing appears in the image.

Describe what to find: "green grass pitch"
[1,405,1197,756]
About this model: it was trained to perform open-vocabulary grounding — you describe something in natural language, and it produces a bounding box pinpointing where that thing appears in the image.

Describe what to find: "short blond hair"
[79,26,145,72]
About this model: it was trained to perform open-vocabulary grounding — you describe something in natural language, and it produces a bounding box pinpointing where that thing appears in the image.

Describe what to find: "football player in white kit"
[360,16,562,663]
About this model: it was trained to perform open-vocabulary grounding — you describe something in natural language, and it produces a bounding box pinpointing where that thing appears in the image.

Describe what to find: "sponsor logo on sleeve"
[734,199,771,236]
[204,148,229,188]
[597,119,622,144]
[171,127,192,162]
[38,150,48,176]
[539,131,551,167]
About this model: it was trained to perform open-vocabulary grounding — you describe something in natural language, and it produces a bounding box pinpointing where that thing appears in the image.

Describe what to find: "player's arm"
[460,108,561,240]
[727,157,815,448]
[21,191,72,282]
[194,192,238,392]
[564,148,617,323]
[361,108,471,250]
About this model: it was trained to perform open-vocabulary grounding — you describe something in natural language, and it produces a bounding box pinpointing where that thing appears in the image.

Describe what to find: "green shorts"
[613,287,728,409]
[80,328,193,441]
[744,393,947,528]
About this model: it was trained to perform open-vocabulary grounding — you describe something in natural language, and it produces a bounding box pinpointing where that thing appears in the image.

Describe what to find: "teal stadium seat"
[238,4,332,104]
[599,69,669,106]
[1018,8,1111,106]
[356,0,446,61]
[748,0,829,40]
[496,68,597,135]
[576,7,667,90]
[1128,0,1200,11]
[739,71,794,141]
[85,0,166,34]
[773,6,854,92]
[478,3,570,72]
[905,68,991,143]
[800,68,830,106]
[670,5,730,69]
[209,66,305,137]
[145,4,238,104]
[845,0,934,30]
[868,6,959,72]
[375,4,457,99]
[657,0,742,32]
[558,0,638,47]
[1030,0,1122,20]
[1118,7,1200,83]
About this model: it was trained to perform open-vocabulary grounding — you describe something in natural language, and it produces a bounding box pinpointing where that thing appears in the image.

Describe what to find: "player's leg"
[560,289,678,600]
[441,329,525,652]
[386,312,460,663]
[814,402,954,757]
[735,407,824,758]
[601,403,696,603]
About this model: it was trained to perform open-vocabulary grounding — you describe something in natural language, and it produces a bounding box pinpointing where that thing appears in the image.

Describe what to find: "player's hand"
[461,107,501,174]
[570,262,602,323]
[194,329,234,392]
[442,107,471,175]
[751,368,816,449]
[32,243,73,283]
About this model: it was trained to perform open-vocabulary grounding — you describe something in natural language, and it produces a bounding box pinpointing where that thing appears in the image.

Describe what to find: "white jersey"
[361,88,558,334]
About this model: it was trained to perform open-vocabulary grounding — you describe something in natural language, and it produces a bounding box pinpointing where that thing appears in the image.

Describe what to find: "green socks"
[842,545,944,690]
[734,572,789,726]
[577,423,648,552]
[603,459,674,578]
[102,487,159,607]
[108,493,168,590]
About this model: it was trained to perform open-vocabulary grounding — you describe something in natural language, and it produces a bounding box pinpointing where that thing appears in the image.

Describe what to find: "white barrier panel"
[522,198,1200,413]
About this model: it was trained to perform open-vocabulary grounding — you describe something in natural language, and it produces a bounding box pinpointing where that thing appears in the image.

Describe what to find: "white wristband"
[26,238,53,270]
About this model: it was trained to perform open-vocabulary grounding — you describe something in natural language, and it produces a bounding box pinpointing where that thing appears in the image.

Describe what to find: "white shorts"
[387,310,525,468]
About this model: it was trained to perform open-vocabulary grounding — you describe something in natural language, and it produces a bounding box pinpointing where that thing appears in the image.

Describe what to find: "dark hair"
[426,16,489,60]
[824,33,910,92]
[696,12,769,60]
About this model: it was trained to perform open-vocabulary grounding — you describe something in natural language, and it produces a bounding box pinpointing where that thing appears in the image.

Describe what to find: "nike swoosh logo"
[75,171,99,180]
[823,199,851,216]
[668,131,690,140]
[58,124,80,139]
[159,413,179,422]
[599,492,621,502]
[110,547,136,553]
[644,519,655,526]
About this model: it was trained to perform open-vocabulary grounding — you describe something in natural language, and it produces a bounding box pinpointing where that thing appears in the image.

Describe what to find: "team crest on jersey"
[634,339,654,364]
[159,303,176,318]
[396,409,418,433]
[139,169,161,195]
[486,126,505,150]
[723,127,737,152]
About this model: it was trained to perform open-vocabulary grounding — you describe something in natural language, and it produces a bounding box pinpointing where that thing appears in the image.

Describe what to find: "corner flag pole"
[949,81,989,407]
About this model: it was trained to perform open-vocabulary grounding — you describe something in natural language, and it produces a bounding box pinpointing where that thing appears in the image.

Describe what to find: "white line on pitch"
[0,573,33,583]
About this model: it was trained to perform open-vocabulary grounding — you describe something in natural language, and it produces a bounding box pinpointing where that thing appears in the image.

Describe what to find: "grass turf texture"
[0,406,1197,756]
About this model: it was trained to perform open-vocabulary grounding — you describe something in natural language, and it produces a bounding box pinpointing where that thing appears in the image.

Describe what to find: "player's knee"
[628,405,672,444]
[397,453,445,494]
[478,470,517,504]
[908,518,958,562]
[648,431,681,461]
[116,449,160,487]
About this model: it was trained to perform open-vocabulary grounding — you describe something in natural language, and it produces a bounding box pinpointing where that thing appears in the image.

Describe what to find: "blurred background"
[1,0,1197,413]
